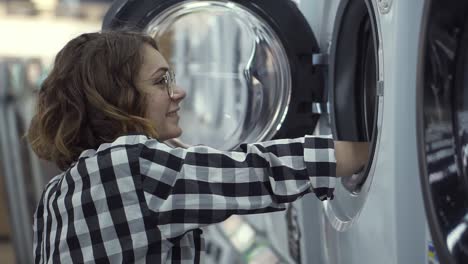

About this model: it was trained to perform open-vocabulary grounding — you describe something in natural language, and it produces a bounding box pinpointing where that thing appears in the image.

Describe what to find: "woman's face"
[136,44,186,141]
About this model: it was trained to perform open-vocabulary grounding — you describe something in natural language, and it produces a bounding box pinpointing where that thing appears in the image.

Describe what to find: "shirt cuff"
[304,135,336,201]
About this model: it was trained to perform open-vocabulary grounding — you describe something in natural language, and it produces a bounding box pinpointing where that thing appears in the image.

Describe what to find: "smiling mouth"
[167,108,180,116]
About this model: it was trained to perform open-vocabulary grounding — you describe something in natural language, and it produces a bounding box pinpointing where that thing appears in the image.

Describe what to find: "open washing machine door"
[417,0,468,263]
[102,0,326,151]
[289,0,382,263]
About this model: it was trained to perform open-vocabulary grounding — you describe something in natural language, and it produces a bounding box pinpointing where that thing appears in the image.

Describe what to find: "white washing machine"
[289,0,468,263]
[250,1,429,263]
[297,0,430,263]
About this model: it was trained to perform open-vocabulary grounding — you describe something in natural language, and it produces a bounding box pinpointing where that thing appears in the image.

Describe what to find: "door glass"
[361,18,377,141]
[341,11,378,193]
[145,1,292,150]
[454,35,468,188]
[423,24,460,230]
[323,0,382,232]
[421,12,468,260]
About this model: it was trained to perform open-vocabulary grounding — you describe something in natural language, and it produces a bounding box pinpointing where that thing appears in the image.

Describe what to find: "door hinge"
[312,102,329,114]
[377,81,384,96]
[377,0,392,14]
[312,53,329,66]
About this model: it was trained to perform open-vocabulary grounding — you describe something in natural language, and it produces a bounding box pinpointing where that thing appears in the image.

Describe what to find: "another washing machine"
[101,0,382,263]
[417,0,468,263]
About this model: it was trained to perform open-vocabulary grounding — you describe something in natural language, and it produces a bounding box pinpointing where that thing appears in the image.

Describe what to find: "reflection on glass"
[248,246,280,264]
[455,37,468,184]
[220,215,255,252]
[146,1,291,150]
[340,11,378,194]
[230,223,255,252]
[423,21,467,236]
[362,18,377,141]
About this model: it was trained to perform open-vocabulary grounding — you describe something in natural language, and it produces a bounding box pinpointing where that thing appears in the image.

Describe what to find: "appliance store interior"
[0,0,467,263]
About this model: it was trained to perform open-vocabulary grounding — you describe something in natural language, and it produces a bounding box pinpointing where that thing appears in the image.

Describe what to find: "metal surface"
[281,0,429,263]
[377,0,392,14]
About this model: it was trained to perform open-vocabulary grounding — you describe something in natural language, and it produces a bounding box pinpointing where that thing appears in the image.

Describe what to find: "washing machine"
[296,0,468,263]
[298,0,430,263]
[101,0,385,263]
[417,0,468,263]
[260,0,427,263]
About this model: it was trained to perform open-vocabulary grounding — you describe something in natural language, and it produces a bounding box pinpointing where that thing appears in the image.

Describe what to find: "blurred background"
[0,1,112,263]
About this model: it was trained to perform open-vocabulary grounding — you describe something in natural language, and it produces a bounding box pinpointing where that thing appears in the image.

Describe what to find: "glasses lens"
[171,71,176,84]
[168,71,175,97]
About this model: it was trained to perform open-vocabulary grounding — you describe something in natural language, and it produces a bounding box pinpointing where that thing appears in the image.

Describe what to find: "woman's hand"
[334,141,370,177]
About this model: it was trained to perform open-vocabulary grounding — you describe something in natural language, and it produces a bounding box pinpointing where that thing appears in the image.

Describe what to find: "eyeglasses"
[162,70,176,98]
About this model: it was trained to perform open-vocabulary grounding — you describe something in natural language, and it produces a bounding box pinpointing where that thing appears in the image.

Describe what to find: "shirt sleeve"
[138,135,336,239]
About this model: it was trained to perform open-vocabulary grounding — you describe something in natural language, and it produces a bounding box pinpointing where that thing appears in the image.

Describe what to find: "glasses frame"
[162,70,176,97]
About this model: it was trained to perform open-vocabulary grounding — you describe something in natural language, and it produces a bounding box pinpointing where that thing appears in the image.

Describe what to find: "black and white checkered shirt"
[33,134,336,263]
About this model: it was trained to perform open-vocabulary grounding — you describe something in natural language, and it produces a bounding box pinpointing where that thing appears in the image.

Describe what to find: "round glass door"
[103,0,325,150]
[146,2,291,149]
[418,0,468,263]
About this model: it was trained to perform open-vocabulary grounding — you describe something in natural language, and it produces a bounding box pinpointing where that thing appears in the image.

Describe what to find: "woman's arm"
[139,135,336,239]
[334,141,370,177]
[167,138,370,177]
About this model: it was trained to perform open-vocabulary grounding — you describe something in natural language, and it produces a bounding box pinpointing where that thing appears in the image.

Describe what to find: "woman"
[28,31,369,263]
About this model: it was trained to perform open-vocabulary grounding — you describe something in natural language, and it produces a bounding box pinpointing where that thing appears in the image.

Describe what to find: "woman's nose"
[171,87,186,101]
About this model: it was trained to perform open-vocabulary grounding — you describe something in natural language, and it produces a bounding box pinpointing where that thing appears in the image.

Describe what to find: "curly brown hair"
[27,31,160,171]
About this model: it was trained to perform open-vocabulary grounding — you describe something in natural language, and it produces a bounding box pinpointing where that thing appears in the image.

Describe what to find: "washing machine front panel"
[418,0,468,263]
[102,0,326,150]
[311,0,429,263]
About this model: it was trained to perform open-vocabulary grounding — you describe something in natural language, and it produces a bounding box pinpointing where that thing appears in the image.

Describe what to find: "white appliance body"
[257,1,431,263]
[296,0,430,263]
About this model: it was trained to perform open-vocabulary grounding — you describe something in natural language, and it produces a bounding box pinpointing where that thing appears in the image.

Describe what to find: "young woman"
[28,31,369,263]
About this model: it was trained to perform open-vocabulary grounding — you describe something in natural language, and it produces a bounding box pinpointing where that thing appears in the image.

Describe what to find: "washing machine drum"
[102,0,325,150]
[418,0,468,263]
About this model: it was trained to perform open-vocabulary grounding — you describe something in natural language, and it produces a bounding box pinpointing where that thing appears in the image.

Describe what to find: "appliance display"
[4,0,463,263]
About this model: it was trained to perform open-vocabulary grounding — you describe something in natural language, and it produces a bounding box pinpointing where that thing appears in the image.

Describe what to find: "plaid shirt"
[33,134,336,263]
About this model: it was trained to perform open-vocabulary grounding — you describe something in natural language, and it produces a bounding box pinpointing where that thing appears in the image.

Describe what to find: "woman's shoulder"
[74,134,158,160]
[50,134,158,197]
